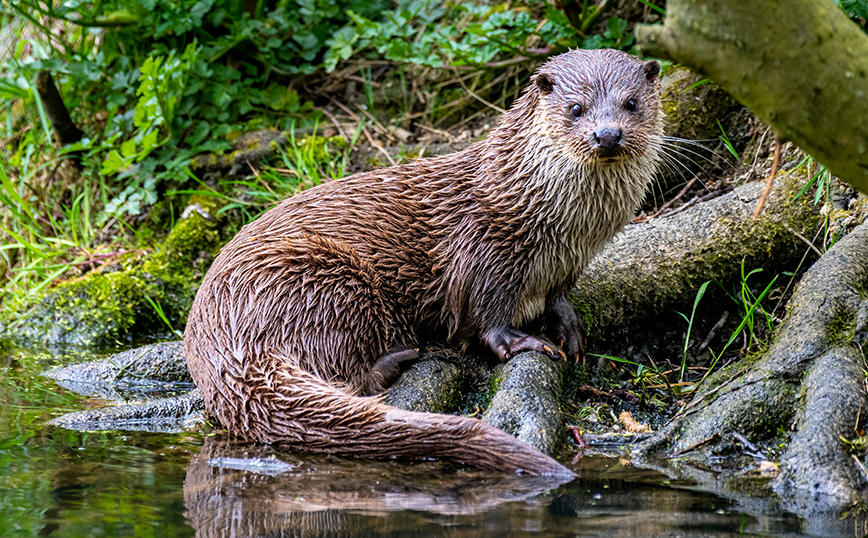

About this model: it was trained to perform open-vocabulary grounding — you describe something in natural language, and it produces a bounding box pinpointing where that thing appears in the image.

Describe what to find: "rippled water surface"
[0,343,850,537]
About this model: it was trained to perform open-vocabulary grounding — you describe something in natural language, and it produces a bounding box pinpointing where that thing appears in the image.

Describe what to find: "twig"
[732,431,760,453]
[0,125,32,150]
[753,134,782,218]
[644,351,674,395]
[340,74,381,88]
[327,97,397,167]
[411,78,425,105]
[450,67,507,115]
[672,433,719,457]
[246,159,277,196]
[415,123,457,143]
[654,185,733,220]
[697,311,729,354]
[743,125,771,183]
[316,107,349,142]
[784,225,824,258]
[673,369,744,419]
[446,46,554,70]
[648,176,698,220]
[69,250,132,267]
[853,455,868,486]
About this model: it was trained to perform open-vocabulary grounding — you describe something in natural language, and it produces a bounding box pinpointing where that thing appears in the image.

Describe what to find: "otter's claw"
[544,295,586,361]
[483,326,561,362]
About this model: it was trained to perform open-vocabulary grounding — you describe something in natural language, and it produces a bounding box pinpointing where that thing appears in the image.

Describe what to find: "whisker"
[661,136,731,165]
[659,141,722,167]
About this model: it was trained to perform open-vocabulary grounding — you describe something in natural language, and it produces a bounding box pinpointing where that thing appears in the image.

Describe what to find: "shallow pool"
[0,342,848,537]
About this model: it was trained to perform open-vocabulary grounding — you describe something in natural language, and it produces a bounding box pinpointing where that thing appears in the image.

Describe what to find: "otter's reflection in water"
[183,436,574,538]
[184,437,826,537]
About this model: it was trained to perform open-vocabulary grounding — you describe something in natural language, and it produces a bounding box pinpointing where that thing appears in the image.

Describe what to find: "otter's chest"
[513,190,635,326]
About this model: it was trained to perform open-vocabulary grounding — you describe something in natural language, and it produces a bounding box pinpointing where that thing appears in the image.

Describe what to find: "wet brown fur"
[184,49,663,476]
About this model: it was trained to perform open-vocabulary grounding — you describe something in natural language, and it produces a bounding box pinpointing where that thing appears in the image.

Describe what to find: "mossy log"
[188,130,288,176]
[575,169,823,342]
[47,339,569,459]
[635,0,868,195]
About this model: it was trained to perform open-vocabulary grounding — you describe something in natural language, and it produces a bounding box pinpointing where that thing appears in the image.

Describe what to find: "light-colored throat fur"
[511,139,658,326]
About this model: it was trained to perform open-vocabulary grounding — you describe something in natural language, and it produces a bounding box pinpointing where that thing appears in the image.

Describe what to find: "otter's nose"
[593,127,623,150]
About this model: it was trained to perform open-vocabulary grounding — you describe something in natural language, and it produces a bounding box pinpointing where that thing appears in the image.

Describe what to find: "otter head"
[530,49,662,165]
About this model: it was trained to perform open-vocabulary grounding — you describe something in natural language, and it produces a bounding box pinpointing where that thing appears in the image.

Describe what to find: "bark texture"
[636,0,868,194]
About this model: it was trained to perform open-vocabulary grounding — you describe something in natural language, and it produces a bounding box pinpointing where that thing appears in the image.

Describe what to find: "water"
[0,344,851,537]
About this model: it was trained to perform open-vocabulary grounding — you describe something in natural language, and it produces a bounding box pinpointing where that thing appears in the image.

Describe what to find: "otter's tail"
[196,351,574,478]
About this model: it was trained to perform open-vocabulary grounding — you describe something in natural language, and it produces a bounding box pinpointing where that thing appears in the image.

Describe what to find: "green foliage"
[205,127,357,225]
[324,1,584,71]
[837,0,868,22]
[716,118,738,160]
[581,15,635,51]
[788,157,843,251]
[692,264,779,391]
[674,280,710,383]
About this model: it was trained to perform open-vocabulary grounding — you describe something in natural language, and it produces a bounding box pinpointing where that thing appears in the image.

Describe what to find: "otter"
[184,49,662,476]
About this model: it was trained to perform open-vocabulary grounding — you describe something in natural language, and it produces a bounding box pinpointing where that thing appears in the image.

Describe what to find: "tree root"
[634,222,868,514]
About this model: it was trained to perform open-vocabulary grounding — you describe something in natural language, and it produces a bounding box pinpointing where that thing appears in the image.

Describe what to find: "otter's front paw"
[483,326,563,362]
[543,296,585,361]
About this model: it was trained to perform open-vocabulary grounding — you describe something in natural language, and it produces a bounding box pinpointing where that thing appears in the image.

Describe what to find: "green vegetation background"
[0,0,863,345]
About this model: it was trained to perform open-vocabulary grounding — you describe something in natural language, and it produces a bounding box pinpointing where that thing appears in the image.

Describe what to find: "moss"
[0,195,224,347]
[697,348,764,395]
[595,169,820,339]
[826,308,858,344]
[659,67,742,142]
[298,135,348,162]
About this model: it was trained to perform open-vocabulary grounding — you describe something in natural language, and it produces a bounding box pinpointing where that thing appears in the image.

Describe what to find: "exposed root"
[634,223,868,514]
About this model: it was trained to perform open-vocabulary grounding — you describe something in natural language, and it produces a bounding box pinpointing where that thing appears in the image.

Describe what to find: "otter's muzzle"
[593,127,623,150]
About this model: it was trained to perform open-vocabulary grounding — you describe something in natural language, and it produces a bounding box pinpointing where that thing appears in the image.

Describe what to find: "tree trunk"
[635,0,868,195]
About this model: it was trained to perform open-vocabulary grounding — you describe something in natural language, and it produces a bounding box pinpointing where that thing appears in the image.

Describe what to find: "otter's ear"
[644,60,660,83]
[535,73,554,95]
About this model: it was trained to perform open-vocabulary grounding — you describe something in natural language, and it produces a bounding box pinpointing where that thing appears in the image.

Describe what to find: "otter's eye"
[569,103,583,118]
[625,98,638,112]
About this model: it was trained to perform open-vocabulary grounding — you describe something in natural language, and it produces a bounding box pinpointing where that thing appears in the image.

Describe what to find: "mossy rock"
[0,196,223,347]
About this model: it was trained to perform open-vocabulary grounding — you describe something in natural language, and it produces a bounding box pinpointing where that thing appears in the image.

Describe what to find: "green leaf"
[293,31,319,51]
[606,16,628,40]
[101,150,126,176]
[139,130,159,160]
[120,138,137,159]
[188,121,210,146]
[95,9,140,24]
